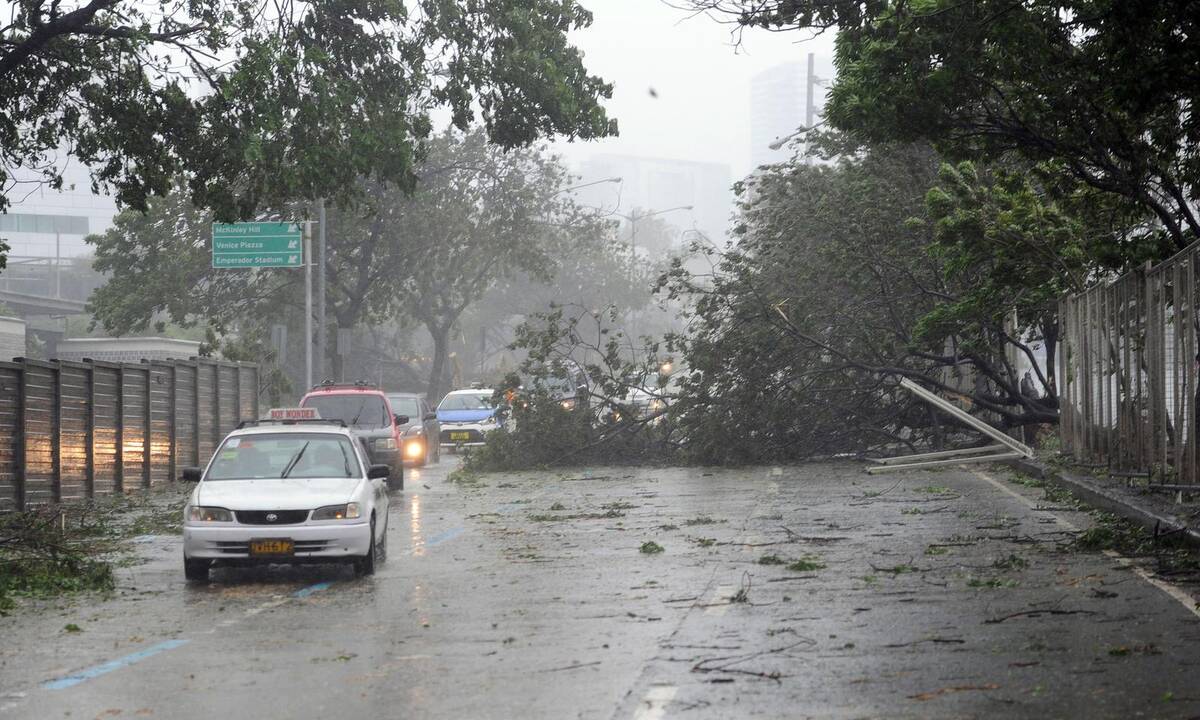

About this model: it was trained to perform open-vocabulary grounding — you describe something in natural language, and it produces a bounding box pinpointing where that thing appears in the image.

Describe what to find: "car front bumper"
[183,521,372,561]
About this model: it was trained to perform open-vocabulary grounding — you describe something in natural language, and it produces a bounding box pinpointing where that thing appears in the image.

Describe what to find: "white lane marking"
[972,469,1200,619]
[632,685,677,720]
[704,585,737,617]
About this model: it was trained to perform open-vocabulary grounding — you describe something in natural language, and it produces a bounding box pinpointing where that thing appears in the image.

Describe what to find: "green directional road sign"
[211,222,304,268]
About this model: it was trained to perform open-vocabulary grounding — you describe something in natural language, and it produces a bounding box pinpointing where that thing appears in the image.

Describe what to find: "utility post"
[303,222,313,390]
[317,199,327,384]
[806,52,817,130]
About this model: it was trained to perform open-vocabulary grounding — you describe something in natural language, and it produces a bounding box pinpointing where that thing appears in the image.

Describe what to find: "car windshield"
[205,433,361,480]
[438,393,494,411]
[302,394,389,429]
[387,396,421,418]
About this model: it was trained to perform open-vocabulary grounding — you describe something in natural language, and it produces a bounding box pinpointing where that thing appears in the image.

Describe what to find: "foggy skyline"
[554,0,837,182]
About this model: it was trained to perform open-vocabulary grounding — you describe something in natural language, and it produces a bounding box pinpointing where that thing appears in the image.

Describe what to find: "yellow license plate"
[249,539,294,556]
[450,431,470,441]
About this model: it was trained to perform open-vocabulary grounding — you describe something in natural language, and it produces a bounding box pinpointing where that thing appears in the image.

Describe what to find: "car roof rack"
[309,379,379,392]
[236,418,348,429]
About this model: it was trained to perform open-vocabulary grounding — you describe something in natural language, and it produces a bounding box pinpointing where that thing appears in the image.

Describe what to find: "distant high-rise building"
[573,153,732,243]
[750,55,833,172]
[1,158,119,259]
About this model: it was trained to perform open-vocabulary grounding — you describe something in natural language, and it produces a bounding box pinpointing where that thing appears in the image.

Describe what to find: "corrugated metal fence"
[0,357,259,511]
[1059,242,1198,486]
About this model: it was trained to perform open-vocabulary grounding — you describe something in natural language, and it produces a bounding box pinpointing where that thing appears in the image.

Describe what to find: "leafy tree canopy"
[1,0,615,221]
[684,0,1199,250]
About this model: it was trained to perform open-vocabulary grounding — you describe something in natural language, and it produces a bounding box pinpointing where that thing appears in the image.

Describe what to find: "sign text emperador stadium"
[212,222,303,268]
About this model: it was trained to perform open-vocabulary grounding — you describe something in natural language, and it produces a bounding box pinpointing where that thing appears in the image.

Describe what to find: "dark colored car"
[386,393,440,467]
[299,382,406,490]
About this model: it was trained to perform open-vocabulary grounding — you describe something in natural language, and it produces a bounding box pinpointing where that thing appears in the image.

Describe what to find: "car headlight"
[373,437,397,450]
[481,415,496,426]
[186,506,232,523]
[404,439,425,459]
[312,503,361,521]
[561,398,576,410]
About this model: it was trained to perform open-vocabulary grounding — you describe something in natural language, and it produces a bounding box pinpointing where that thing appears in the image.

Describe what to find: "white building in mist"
[572,153,732,243]
[750,56,834,171]
[1,159,119,259]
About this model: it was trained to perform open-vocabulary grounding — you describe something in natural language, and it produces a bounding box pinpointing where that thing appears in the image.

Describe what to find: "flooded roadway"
[3,461,1200,719]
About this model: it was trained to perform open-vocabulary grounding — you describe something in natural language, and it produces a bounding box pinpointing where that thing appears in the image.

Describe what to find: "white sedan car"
[181,421,389,581]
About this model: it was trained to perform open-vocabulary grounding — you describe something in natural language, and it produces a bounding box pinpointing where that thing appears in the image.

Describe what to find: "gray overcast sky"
[553,0,838,180]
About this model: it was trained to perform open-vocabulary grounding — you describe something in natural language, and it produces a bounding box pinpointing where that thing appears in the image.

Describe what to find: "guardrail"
[0,357,259,511]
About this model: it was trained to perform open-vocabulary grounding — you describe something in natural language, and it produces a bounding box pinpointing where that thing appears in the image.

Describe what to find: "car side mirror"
[367,464,390,480]
[394,414,409,426]
[181,466,202,482]
[424,412,437,421]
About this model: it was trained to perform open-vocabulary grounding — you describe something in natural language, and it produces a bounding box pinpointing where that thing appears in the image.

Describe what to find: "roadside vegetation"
[0,489,187,614]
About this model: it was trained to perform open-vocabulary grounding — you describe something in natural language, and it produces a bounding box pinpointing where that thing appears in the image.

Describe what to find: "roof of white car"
[446,388,491,395]
[226,422,354,437]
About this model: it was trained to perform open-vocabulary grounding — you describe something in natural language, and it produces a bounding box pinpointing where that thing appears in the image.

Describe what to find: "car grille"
[235,510,310,525]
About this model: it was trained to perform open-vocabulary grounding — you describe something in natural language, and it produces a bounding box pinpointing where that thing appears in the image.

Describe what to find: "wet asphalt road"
[3,461,1200,719]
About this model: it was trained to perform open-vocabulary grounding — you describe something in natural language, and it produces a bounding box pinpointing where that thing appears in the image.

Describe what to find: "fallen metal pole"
[870,444,1007,465]
[867,451,1022,474]
[898,378,1034,458]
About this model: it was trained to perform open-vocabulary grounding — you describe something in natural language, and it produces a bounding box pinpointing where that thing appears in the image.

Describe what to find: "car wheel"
[377,517,388,563]
[387,464,404,491]
[355,516,377,576]
[184,556,209,583]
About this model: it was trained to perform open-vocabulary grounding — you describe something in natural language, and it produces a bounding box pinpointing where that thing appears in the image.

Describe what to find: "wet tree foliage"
[0,0,615,234]
[684,0,1200,250]
[87,129,618,399]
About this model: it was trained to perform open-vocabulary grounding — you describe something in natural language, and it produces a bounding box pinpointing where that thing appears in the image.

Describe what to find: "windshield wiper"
[280,442,310,478]
[348,398,370,427]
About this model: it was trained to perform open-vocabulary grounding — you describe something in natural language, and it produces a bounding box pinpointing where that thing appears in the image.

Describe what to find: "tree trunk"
[1043,317,1058,400]
[426,322,452,402]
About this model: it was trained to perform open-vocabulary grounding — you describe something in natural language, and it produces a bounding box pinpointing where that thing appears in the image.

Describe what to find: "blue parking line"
[43,639,190,690]
[424,527,464,547]
[293,581,334,598]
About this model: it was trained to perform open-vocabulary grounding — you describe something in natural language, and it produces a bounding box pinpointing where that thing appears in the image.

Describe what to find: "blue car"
[437,389,505,449]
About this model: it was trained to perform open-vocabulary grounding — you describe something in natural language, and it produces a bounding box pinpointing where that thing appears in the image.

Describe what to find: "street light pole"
[620,205,694,262]
[317,199,327,384]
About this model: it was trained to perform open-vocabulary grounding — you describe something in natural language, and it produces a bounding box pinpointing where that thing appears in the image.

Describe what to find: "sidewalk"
[1006,456,1200,547]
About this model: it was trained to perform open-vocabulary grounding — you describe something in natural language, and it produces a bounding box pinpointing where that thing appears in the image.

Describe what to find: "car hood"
[438,409,496,423]
[195,477,364,510]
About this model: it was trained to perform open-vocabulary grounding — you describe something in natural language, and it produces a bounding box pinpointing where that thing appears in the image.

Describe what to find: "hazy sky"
[553,0,838,181]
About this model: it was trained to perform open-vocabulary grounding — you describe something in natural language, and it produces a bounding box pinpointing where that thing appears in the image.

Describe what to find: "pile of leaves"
[0,506,116,614]
[0,489,187,614]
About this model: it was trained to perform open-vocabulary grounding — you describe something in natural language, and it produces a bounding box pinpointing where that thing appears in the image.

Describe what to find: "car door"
[358,438,387,538]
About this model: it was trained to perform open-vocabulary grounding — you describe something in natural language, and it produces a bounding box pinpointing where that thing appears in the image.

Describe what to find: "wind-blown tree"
[684,0,1199,252]
[391,129,609,400]
[87,131,615,399]
[2,0,614,242]
[659,136,1082,463]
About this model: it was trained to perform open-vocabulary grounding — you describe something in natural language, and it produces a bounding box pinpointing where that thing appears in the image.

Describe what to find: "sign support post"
[304,222,313,390]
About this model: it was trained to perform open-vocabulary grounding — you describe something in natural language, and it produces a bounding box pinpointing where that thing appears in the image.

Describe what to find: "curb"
[1003,457,1200,548]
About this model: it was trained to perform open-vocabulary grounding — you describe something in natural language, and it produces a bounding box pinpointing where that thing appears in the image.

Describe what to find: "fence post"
[143,364,152,490]
[167,363,177,483]
[115,365,124,494]
[15,362,25,511]
[193,360,202,467]
[85,361,95,498]
[52,361,62,503]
